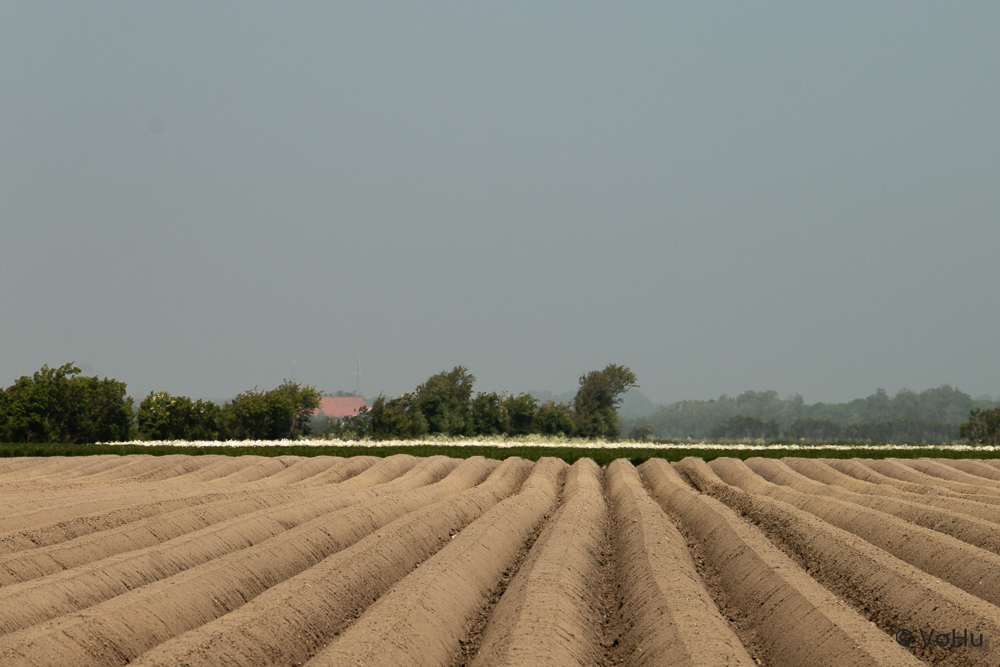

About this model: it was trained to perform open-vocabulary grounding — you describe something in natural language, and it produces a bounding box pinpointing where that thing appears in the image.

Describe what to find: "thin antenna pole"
[355,353,361,398]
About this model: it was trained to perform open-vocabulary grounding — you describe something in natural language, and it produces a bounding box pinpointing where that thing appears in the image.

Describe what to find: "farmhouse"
[313,396,368,419]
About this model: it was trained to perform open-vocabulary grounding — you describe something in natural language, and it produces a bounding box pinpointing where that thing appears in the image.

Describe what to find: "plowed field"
[0,454,997,666]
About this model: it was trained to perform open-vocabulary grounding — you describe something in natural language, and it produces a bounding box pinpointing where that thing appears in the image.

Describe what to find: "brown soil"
[929,458,1000,482]
[302,457,566,667]
[899,459,1000,490]
[129,456,531,667]
[469,458,606,667]
[646,458,922,667]
[708,458,1000,610]
[4,454,1000,666]
[861,459,1000,497]
[683,457,999,666]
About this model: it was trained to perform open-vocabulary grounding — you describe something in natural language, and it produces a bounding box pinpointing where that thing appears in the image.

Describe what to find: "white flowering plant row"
[102,436,993,452]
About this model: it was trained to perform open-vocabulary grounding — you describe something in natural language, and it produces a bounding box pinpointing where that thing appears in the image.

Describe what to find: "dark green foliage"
[504,393,539,436]
[413,366,476,436]
[960,407,1000,446]
[221,380,321,440]
[572,364,638,438]
[358,364,637,440]
[471,392,510,436]
[367,393,428,439]
[137,392,223,440]
[0,391,8,439]
[7,441,1000,467]
[532,400,577,436]
[711,415,780,440]
[0,363,133,443]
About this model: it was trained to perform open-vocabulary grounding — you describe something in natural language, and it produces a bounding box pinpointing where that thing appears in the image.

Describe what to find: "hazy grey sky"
[2,3,998,405]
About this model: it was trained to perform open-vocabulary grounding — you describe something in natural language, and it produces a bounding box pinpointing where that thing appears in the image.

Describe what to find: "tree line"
[623,386,1000,444]
[4,362,999,445]
[0,362,638,443]
[0,362,321,443]
[331,364,638,440]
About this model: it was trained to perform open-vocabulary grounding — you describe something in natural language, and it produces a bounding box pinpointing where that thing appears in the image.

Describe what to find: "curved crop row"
[303,457,566,666]
[6,454,1000,666]
[681,457,1000,666]
[470,458,608,667]
[0,456,465,638]
[641,458,920,667]
[610,460,754,666]
[129,456,537,667]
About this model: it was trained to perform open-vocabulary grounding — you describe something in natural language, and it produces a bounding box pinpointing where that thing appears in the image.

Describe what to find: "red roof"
[314,396,368,419]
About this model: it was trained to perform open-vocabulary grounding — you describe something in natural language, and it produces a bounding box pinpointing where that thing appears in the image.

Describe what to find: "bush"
[368,393,428,439]
[533,400,576,437]
[221,380,320,440]
[471,392,510,436]
[413,366,476,436]
[0,363,133,443]
[137,392,223,441]
[960,407,1000,446]
[504,393,539,436]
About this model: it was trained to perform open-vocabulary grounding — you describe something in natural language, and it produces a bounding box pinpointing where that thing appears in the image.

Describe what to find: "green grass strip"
[3,442,1000,466]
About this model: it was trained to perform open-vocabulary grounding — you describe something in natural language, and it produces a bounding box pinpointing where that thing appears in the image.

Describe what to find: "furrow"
[709,459,1000,606]
[930,459,1000,482]
[301,457,567,667]
[860,459,1000,497]
[0,455,460,634]
[71,455,228,483]
[740,457,1000,553]
[241,455,344,486]
[0,457,153,483]
[679,457,1000,666]
[781,458,1000,522]
[468,458,609,667]
[898,459,1000,490]
[127,456,532,667]
[641,458,921,667]
[0,455,490,666]
[0,456,379,556]
[605,460,755,667]
[18,456,129,481]
[823,459,968,496]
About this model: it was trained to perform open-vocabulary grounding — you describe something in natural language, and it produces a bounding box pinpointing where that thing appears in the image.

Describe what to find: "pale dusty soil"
[1,454,1000,666]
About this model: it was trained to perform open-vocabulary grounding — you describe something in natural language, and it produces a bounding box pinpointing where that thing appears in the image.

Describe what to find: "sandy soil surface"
[1,454,999,666]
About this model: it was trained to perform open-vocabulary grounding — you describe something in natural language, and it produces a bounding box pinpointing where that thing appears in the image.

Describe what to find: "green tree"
[221,380,320,440]
[471,391,510,436]
[367,393,428,439]
[137,392,223,441]
[0,363,133,443]
[532,400,576,436]
[504,393,539,436]
[65,374,135,443]
[572,364,638,438]
[960,407,1000,447]
[413,366,476,436]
